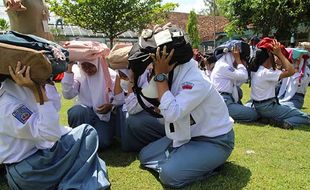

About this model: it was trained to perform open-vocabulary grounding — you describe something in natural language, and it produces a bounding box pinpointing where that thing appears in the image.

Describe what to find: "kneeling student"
[0,62,110,190]
[130,25,234,188]
[249,38,310,128]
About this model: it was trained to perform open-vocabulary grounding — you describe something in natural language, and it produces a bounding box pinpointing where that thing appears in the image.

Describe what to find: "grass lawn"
[1,84,310,190]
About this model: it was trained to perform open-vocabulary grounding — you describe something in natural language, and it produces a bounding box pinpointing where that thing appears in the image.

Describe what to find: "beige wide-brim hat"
[107,44,132,69]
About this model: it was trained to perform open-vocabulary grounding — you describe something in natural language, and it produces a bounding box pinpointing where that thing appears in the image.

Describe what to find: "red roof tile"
[166,12,229,41]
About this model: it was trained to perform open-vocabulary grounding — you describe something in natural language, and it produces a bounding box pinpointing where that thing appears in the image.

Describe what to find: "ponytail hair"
[247,48,270,87]
[248,48,269,72]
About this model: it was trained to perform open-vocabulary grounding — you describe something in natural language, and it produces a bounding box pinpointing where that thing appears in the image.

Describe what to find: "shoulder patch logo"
[228,66,235,72]
[12,105,33,124]
[181,82,194,90]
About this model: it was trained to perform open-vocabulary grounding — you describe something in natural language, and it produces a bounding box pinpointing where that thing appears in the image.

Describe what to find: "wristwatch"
[154,73,168,82]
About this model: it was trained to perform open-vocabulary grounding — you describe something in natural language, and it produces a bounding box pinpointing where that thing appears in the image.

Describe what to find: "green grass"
[1,84,310,190]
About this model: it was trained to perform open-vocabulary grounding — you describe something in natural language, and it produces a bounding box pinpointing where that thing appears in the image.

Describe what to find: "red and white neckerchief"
[298,54,309,86]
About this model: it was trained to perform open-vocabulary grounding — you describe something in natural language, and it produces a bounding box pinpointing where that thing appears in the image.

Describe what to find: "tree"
[48,0,177,47]
[0,18,9,31]
[217,0,310,40]
[186,10,200,49]
[200,0,220,16]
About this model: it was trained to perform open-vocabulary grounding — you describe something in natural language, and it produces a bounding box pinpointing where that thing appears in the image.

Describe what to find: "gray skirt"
[139,129,235,188]
[6,125,110,190]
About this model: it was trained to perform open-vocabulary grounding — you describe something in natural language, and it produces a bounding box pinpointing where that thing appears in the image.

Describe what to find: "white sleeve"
[262,69,282,82]
[61,72,80,99]
[158,79,210,123]
[3,101,64,142]
[45,84,61,112]
[125,93,144,114]
[112,92,125,106]
[301,67,310,85]
[109,68,117,89]
[222,64,248,81]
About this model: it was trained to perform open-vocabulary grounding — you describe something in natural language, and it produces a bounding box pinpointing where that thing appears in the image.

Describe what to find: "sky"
[162,0,205,13]
[0,1,206,22]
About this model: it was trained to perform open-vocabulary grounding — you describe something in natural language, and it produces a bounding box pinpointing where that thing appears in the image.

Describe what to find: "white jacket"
[0,80,70,164]
[62,64,124,121]
[159,59,234,147]
[211,53,248,102]
[278,60,310,101]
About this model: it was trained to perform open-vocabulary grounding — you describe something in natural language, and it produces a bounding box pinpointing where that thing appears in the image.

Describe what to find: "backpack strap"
[35,83,44,105]
[134,66,176,118]
[135,87,162,118]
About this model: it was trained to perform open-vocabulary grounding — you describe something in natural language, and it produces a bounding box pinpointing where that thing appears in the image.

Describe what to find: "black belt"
[219,92,231,96]
[295,93,305,97]
[253,97,277,104]
[4,163,14,167]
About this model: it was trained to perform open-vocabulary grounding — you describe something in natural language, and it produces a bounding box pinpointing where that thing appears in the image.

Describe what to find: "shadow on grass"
[301,106,308,111]
[0,156,251,190]
[140,162,251,190]
[100,142,137,167]
[294,125,310,132]
[239,120,310,132]
[188,162,252,190]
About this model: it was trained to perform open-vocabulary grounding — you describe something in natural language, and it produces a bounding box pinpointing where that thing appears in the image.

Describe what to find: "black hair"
[247,48,272,87]
[248,48,270,72]
[250,36,260,44]
[206,52,217,64]
[0,75,8,83]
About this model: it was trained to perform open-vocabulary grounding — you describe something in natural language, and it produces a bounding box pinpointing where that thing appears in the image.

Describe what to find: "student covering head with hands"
[107,43,165,152]
[0,61,110,190]
[211,40,259,123]
[128,24,235,188]
[278,48,310,109]
[61,41,125,149]
[249,37,310,129]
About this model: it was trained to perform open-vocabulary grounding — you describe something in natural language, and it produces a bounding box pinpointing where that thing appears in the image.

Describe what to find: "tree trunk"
[109,37,114,48]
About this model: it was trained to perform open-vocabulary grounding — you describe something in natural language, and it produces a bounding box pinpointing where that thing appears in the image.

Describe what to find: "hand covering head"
[214,40,250,64]
[256,37,290,60]
[249,37,289,72]
[63,41,111,90]
[63,41,112,120]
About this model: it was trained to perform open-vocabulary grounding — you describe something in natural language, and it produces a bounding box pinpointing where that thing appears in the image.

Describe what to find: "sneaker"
[258,117,270,124]
[282,121,294,130]
[269,119,293,130]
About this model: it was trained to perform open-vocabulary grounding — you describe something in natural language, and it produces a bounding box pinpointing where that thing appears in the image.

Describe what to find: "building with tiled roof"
[166,12,230,49]
[167,12,229,41]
